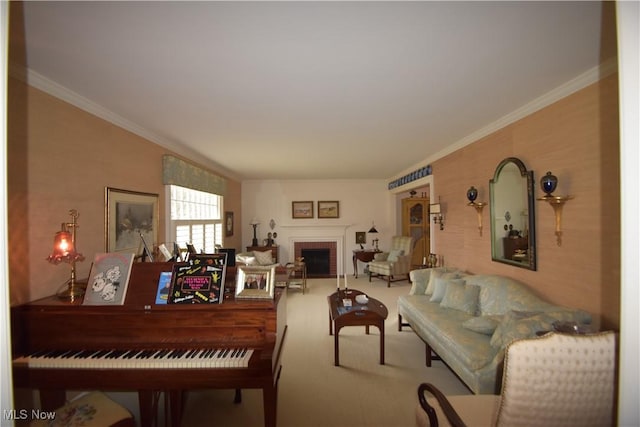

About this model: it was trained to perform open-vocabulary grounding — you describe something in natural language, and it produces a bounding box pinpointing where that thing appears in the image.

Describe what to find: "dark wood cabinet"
[503,237,528,261]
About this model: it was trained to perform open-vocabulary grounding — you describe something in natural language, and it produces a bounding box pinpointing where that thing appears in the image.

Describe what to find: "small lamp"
[368,222,379,250]
[46,209,85,301]
[250,217,260,246]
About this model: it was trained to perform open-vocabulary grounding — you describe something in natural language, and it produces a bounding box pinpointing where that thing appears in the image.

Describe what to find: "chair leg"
[387,275,391,287]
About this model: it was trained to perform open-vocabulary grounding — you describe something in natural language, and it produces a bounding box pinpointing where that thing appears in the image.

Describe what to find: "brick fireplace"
[294,241,337,278]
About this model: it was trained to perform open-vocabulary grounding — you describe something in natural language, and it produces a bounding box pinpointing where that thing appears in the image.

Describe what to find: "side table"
[352,250,381,278]
[286,262,307,294]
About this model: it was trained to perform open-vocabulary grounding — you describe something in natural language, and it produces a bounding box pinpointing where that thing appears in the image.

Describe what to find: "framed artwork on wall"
[355,231,366,245]
[225,211,234,237]
[318,200,339,218]
[105,187,159,254]
[292,201,314,219]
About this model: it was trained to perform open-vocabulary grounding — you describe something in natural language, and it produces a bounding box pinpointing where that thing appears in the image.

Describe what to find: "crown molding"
[392,57,619,184]
[8,63,241,182]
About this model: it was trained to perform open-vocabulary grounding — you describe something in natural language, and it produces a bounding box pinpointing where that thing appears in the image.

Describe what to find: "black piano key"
[30,349,49,358]
[74,350,98,359]
[122,350,141,359]
[91,350,111,359]
[107,350,127,359]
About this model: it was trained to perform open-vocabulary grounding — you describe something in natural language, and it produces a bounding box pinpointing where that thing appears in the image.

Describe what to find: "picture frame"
[235,265,276,299]
[318,200,340,218]
[225,211,234,237]
[292,201,314,219]
[355,231,366,245]
[106,187,159,254]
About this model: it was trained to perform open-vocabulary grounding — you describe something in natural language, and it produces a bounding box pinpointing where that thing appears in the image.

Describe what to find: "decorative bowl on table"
[355,294,369,304]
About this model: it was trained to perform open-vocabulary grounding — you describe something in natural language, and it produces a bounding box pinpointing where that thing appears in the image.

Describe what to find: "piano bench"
[30,391,135,427]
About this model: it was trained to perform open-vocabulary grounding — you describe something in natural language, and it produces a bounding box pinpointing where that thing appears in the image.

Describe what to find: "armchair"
[368,235,413,287]
[416,331,616,427]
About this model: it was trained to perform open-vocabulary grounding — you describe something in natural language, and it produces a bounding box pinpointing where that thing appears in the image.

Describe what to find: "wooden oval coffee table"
[327,289,388,366]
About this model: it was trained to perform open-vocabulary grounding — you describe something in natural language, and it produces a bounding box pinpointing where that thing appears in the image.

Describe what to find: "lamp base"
[56,281,85,302]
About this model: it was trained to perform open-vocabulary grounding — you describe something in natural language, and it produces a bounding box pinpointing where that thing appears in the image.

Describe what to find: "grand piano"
[11,262,288,427]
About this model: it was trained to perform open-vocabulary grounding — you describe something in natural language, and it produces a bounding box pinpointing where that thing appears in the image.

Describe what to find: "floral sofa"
[398,267,592,394]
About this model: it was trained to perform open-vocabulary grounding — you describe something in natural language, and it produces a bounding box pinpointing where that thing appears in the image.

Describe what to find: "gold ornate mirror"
[489,157,536,270]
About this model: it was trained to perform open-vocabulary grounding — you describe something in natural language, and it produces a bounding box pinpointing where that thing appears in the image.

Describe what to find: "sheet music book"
[154,271,173,304]
[168,253,227,304]
[83,252,135,305]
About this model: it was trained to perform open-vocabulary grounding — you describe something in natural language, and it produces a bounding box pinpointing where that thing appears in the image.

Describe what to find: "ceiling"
[13,1,609,181]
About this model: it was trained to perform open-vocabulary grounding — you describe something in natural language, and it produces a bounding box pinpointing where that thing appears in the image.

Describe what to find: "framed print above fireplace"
[318,201,339,218]
[292,201,314,219]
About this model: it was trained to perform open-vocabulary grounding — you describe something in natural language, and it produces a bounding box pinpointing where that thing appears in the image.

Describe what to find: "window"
[168,185,223,254]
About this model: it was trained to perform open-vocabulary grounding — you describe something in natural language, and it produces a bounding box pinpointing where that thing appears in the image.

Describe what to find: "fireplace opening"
[301,248,331,277]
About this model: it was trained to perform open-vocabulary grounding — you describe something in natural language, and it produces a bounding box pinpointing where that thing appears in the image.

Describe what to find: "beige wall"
[429,74,620,330]
[7,77,242,304]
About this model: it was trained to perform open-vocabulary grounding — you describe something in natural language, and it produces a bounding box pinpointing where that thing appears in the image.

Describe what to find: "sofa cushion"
[253,250,274,265]
[409,267,459,295]
[387,249,404,262]
[236,253,257,265]
[441,283,480,315]
[373,252,388,261]
[430,278,465,303]
[490,310,557,349]
[462,315,503,335]
[425,270,461,295]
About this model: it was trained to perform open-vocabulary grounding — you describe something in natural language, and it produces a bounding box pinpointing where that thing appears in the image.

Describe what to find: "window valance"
[162,155,227,196]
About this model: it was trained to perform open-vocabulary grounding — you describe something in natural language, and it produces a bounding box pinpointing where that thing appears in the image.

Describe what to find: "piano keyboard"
[13,348,254,369]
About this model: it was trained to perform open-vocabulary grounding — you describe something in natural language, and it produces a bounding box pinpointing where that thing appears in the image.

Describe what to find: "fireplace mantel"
[285,225,350,276]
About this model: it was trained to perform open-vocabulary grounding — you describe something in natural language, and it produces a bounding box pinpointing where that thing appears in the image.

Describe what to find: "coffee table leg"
[334,326,340,366]
[380,322,385,364]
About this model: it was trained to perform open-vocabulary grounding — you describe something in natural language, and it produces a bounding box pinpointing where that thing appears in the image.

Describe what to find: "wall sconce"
[537,171,573,246]
[250,217,260,246]
[466,186,487,236]
[46,209,85,301]
[429,202,444,230]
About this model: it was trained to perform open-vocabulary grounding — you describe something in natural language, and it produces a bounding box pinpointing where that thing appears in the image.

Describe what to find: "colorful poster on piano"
[168,253,227,304]
[83,252,135,305]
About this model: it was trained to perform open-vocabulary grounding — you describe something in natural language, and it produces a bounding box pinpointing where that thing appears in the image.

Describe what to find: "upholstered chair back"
[495,331,616,427]
[390,235,413,255]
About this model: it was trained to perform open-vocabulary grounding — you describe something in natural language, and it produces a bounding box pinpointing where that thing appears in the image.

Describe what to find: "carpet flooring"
[178,276,471,427]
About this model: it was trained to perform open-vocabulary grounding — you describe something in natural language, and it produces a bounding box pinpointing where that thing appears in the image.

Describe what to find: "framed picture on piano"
[235,265,276,299]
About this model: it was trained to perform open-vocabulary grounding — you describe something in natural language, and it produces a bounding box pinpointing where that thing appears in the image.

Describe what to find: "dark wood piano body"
[11,262,287,427]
